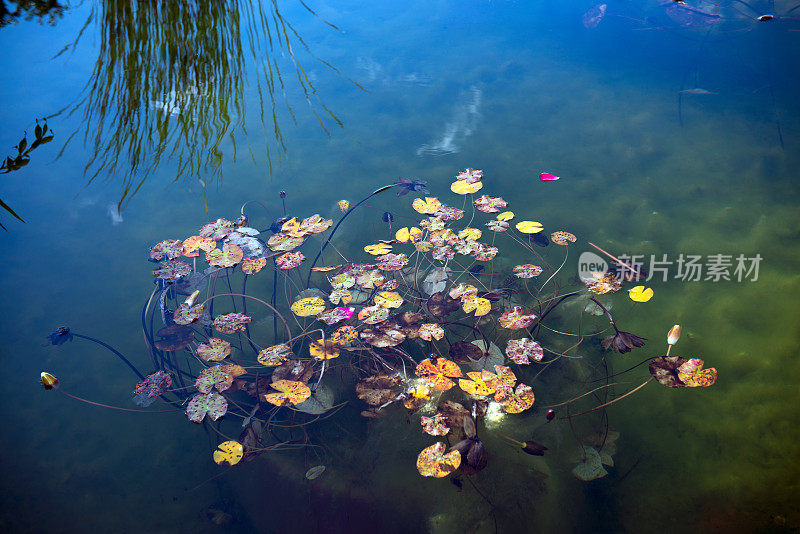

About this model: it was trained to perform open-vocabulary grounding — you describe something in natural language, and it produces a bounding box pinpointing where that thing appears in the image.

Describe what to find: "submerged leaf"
[213,313,251,334]
[197,338,232,362]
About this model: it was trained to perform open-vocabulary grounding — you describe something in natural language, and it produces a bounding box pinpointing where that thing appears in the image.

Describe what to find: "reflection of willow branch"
[55,0,353,209]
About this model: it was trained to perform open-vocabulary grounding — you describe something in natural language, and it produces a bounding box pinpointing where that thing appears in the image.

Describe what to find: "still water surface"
[1,1,799,532]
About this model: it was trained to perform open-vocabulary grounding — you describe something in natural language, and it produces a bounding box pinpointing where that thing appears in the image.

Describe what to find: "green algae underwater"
[2,0,800,532]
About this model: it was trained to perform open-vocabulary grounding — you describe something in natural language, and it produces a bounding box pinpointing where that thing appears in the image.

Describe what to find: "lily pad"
[195,365,234,393]
[213,440,243,466]
[417,442,461,478]
[197,338,231,362]
[150,239,183,261]
[154,324,194,351]
[294,383,334,414]
[213,313,251,334]
[153,260,192,280]
[257,344,292,366]
[186,391,228,423]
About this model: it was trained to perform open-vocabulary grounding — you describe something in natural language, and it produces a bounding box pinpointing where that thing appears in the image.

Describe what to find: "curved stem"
[561,377,653,419]
[72,333,145,380]
[306,183,397,285]
[57,389,182,413]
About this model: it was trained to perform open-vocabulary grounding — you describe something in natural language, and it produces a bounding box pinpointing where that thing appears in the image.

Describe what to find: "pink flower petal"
[539,173,559,182]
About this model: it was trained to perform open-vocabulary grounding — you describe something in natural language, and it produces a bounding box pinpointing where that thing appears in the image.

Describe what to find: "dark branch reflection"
[55,0,350,209]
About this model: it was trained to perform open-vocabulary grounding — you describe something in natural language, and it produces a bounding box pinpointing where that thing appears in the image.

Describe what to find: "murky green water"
[1,1,799,532]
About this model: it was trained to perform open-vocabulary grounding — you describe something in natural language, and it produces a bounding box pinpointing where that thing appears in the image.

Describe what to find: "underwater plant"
[42,167,717,503]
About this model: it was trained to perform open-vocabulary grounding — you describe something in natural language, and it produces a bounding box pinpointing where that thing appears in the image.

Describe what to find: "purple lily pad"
[186,391,228,423]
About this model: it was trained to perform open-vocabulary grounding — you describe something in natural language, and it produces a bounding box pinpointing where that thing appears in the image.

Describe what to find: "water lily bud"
[667,325,681,345]
[184,290,200,307]
[40,372,58,390]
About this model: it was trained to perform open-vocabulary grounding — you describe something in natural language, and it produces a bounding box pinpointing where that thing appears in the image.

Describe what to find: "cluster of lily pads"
[44,167,717,482]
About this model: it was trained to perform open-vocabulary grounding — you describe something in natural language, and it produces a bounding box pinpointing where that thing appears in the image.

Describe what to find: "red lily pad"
[213,313,251,334]
[513,264,543,278]
[474,195,507,213]
[276,251,305,269]
[498,306,537,330]
[505,338,543,364]
[199,218,234,240]
[133,371,172,399]
[318,307,355,325]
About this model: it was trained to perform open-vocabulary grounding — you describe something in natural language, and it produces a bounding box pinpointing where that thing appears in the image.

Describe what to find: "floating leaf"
[318,307,355,325]
[356,374,403,406]
[459,370,497,397]
[360,325,406,347]
[456,168,483,183]
[376,253,408,271]
[364,243,392,255]
[276,251,305,269]
[213,440,243,466]
[418,323,445,341]
[513,264,543,278]
[338,200,350,213]
[416,442,461,478]
[450,180,483,195]
[267,232,305,252]
[583,272,622,295]
[449,283,477,301]
[272,359,315,383]
[628,286,654,303]
[449,341,483,364]
[206,243,244,268]
[550,231,576,245]
[213,312,251,334]
[299,214,333,235]
[186,391,228,423]
[173,302,204,325]
[263,380,312,406]
[330,325,358,345]
[257,344,292,366]
[133,371,172,400]
[375,291,404,309]
[515,221,544,234]
[412,196,442,215]
[487,364,517,391]
[402,382,432,411]
[328,289,352,305]
[649,356,687,388]
[309,339,340,360]
[199,219,234,240]
[220,363,246,378]
[150,239,183,261]
[505,338,543,364]
[474,195,507,213]
[473,244,499,261]
[431,245,454,261]
[195,365,234,393]
[498,307,537,330]
[539,172,560,182]
[495,383,535,413]
[496,211,514,221]
[486,220,509,232]
[291,297,326,317]
[421,413,450,436]
[358,305,390,324]
[462,296,491,316]
[395,227,423,243]
[330,273,356,290]
[241,257,267,274]
[434,205,465,221]
[416,356,463,391]
[197,338,232,362]
[677,358,717,387]
[312,264,342,272]
[355,271,385,290]
[182,236,217,257]
[153,260,192,280]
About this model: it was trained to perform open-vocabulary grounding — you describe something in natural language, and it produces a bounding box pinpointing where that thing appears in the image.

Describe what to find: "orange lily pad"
[416,442,461,478]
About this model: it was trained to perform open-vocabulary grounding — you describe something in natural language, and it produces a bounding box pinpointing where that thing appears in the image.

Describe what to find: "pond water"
[1,1,799,532]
